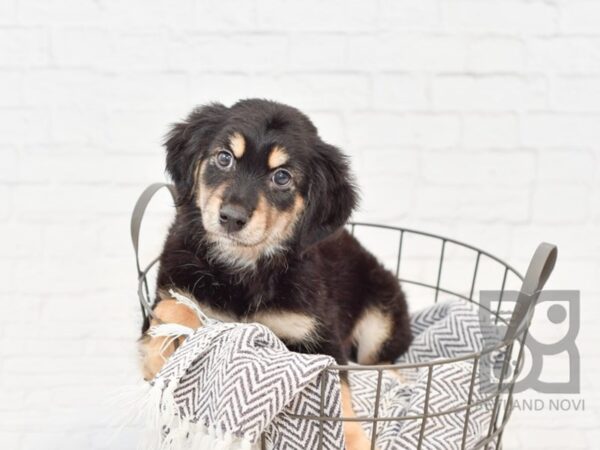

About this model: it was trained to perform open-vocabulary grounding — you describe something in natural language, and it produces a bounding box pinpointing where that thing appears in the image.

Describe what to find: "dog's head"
[165,99,357,270]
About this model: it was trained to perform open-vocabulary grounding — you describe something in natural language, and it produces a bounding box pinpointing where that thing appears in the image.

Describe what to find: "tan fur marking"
[267,194,304,244]
[139,298,202,381]
[268,145,289,169]
[341,380,377,450]
[198,167,228,234]
[251,310,318,344]
[352,307,393,365]
[196,160,210,209]
[229,132,245,159]
[153,299,202,328]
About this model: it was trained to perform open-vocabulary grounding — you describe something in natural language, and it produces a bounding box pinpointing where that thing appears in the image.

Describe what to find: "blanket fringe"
[147,323,195,361]
[140,377,257,450]
[184,426,256,450]
[169,288,213,325]
[104,380,152,447]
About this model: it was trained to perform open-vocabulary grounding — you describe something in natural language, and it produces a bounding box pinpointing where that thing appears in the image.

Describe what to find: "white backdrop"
[1,0,599,448]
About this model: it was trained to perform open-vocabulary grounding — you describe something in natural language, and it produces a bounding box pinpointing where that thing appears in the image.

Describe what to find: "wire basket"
[131,183,558,450]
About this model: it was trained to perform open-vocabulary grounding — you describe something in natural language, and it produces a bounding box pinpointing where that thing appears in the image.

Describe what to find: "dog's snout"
[219,204,250,233]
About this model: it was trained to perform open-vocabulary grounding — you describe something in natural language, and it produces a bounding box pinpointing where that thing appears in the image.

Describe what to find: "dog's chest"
[197,299,318,345]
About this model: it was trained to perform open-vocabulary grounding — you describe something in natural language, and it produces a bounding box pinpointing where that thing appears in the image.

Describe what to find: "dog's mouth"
[207,230,269,248]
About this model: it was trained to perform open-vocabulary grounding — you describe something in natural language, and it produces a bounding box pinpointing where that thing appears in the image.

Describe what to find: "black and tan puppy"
[140,99,412,450]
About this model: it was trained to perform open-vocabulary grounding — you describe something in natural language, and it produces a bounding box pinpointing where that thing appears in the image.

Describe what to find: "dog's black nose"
[219,204,249,233]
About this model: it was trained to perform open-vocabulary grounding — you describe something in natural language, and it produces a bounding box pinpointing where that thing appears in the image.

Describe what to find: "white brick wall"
[1,0,599,448]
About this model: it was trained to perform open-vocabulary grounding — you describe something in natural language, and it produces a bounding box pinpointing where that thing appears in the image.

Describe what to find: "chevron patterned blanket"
[143,301,498,450]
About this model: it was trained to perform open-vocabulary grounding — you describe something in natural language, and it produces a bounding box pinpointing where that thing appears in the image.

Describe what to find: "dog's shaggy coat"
[139,99,412,450]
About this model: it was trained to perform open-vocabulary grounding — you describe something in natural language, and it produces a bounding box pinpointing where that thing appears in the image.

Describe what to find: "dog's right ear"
[297,140,358,249]
[165,103,228,204]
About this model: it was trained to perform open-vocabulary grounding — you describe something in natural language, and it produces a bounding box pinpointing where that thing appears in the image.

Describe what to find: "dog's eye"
[216,150,233,169]
[272,169,292,188]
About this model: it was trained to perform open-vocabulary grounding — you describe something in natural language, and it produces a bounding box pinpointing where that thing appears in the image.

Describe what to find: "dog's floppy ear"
[299,141,358,249]
[165,103,228,204]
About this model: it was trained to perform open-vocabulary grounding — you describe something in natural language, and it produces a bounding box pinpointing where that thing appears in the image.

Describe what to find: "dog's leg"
[341,380,377,450]
[139,298,201,380]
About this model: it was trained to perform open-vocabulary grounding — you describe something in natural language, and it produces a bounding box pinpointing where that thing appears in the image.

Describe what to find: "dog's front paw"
[138,299,202,381]
[344,423,379,450]
[139,333,180,381]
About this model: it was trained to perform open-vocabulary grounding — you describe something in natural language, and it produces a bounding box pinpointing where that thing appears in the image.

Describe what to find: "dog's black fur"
[148,99,412,367]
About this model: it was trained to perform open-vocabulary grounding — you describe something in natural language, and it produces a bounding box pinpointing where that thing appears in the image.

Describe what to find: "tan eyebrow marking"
[229,132,245,159]
[268,145,289,169]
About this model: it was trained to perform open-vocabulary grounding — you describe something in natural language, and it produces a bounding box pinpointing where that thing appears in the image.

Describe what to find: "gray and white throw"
[142,300,501,450]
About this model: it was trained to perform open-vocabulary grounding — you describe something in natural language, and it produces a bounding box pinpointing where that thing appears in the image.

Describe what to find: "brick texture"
[1,0,599,448]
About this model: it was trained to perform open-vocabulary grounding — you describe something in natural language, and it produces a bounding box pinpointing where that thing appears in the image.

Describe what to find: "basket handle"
[130,183,177,321]
[503,242,558,342]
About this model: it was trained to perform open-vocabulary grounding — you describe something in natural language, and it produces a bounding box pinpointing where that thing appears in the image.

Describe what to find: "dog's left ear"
[299,141,358,249]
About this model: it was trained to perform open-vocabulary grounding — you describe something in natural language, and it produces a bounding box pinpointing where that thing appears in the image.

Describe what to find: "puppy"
[139,99,412,450]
